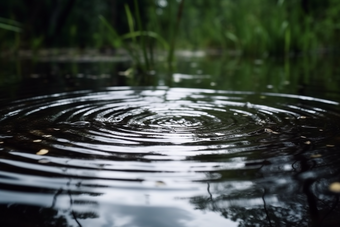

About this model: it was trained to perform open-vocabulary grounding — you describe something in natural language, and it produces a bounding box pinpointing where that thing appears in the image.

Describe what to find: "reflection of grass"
[174,54,339,98]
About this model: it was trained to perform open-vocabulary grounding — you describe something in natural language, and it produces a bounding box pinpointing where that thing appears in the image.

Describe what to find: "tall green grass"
[0,17,21,51]
[150,0,340,56]
[99,0,185,75]
[0,17,21,32]
[2,0,340,58]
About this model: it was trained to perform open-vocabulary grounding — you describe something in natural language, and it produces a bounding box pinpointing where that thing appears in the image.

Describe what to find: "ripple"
[0,87,339,192]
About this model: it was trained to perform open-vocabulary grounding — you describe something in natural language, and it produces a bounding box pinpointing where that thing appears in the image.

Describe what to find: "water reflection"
[0,86,339,226]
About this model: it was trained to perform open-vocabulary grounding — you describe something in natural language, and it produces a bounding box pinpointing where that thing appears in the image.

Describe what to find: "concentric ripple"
[0,87,339,192]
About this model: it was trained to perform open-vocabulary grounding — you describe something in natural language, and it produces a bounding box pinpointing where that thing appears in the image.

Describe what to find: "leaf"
[225,31,239,44]
[36,149,49,155]
[310,154,322,158]
[0,23,21,32]
[329,182,340,193]
[264,128,280,134]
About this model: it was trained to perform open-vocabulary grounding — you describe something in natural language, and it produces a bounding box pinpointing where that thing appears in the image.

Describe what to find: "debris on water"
[298,116,307,119]
[38,158,50,164]
[304,141,311,145]
[36,149,49,155]
[310,154,322,158]
[300,136,307,138]
[42,135,52,138]
[326,144,335,147]
[58,121,91,128]
[329,182,340,193]
[264,128,280,134]
[155,181,166,187]
[33,139,42,143]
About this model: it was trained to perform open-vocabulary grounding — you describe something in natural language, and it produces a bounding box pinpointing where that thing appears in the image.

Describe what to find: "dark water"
[0,56,340,227]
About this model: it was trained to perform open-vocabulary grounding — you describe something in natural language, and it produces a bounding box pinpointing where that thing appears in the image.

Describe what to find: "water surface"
[0,56,340,226]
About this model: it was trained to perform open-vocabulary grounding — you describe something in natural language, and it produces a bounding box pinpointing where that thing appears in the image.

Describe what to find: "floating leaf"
[310,154,322,158]
[299,116,307,119]
[329,182,340,193]
[38,158,50,164]
[155,181,166,186]
[36,149,49,155]
[304,141,311,145]
[264,128,280,134]
[33,139,42,143]
[42,135,52,138]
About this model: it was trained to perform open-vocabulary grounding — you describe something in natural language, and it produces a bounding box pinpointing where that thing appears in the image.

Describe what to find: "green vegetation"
[0,0,340,57]
[0,17,21,32]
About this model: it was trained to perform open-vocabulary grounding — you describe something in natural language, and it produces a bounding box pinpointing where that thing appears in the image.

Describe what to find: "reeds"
[2,0,340,58]
[0,17,21,33]
[100,0,186,74]
[151,0,340,56]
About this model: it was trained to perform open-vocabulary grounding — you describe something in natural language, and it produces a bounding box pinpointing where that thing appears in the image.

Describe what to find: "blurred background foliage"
[0,0,340,56]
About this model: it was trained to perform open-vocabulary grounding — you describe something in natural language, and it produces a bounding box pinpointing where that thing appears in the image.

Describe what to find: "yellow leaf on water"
[329,182,340,193]
[310,154,322,158]
[36,149,49,155]
[304,141,311,145]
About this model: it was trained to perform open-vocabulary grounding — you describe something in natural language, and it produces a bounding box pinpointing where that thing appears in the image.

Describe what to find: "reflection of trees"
[0,186,103,227]
[189,182,307,227]
[189,179,340,226]
[0,158,104,227]
[187,142,340,226]
[0,203,69,227]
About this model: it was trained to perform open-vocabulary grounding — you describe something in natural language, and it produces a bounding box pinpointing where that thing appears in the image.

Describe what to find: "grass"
[150,0,340,56]
[0,17,21,32]
[2,1,340,59]
[99,0,185,75]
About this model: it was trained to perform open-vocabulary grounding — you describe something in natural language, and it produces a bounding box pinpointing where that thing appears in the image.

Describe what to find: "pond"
[0,53,340,227]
